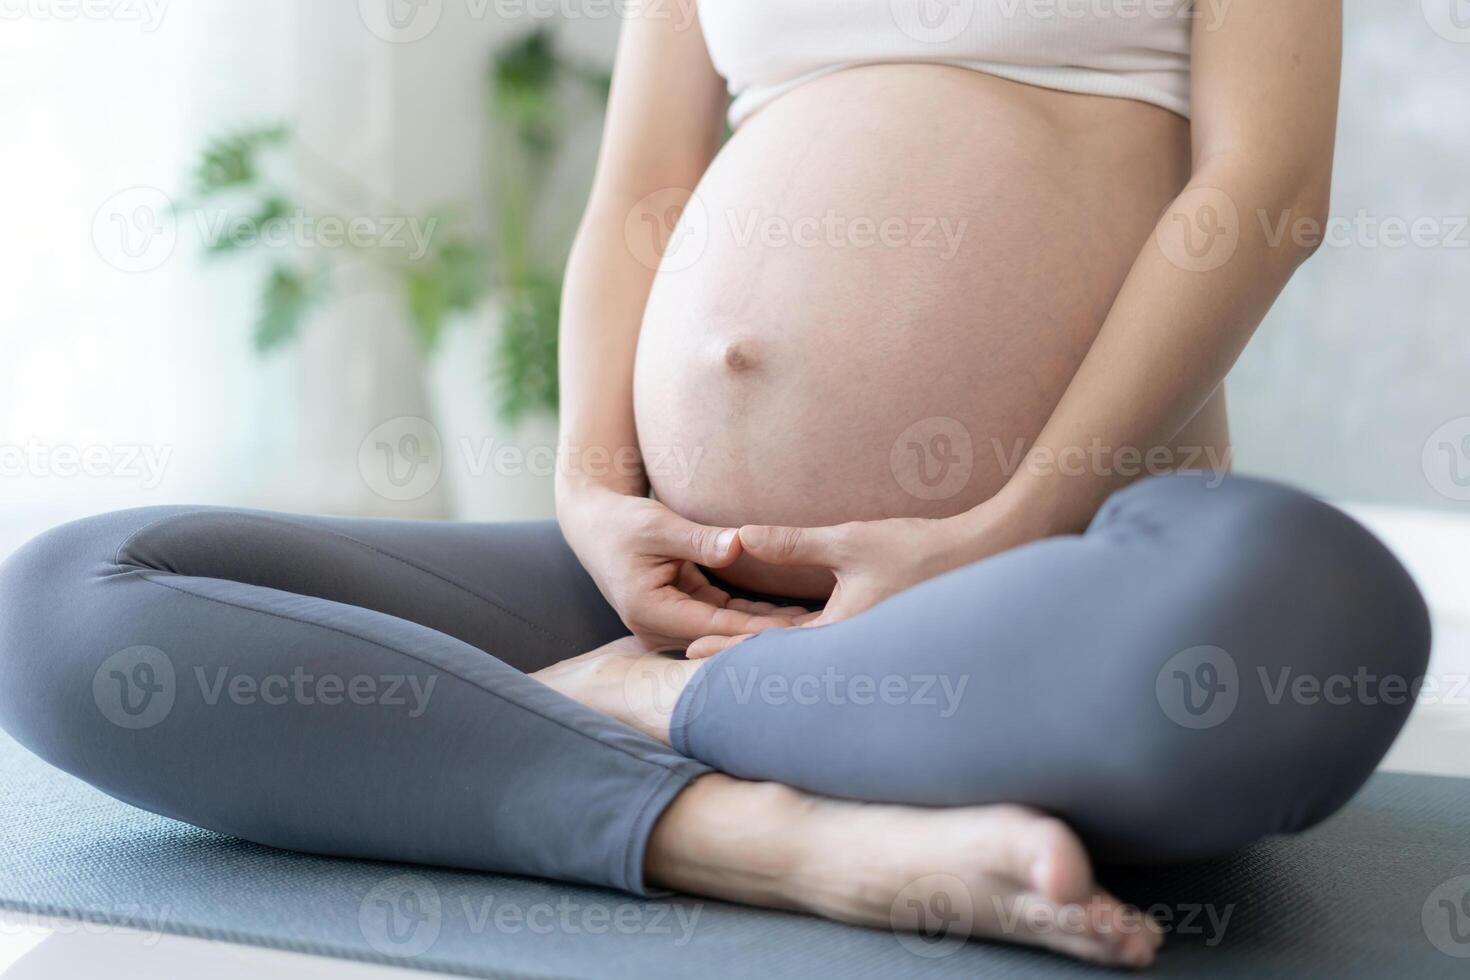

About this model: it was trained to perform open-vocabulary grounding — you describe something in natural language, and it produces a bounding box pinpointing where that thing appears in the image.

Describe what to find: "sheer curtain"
[0,0,443,553]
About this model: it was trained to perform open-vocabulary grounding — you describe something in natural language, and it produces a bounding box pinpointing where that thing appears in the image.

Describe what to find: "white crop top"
[698,0,1196,128]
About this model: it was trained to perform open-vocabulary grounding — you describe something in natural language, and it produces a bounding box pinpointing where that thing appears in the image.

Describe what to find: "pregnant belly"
[634,65,1197,597]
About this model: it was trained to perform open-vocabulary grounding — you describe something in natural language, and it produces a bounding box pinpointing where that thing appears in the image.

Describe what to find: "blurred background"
[1,2,1467,762]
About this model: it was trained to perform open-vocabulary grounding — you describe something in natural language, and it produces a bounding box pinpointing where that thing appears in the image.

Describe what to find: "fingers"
[738,523,848,567]
[725,597,813,618]
[687,633,754,659]
[645,513,742,567]
[644,587,804,643]
[675,562,732,607]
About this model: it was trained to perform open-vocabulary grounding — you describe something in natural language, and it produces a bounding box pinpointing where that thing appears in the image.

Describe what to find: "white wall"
[1229,2,1470,513]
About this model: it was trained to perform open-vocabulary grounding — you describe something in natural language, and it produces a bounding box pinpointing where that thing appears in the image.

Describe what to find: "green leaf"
[403,238,488,353]
[438,240,488,311]
[492,273,560,422]
[492,28,558,108]
[205,194,295,257]
[405,269,447,352]
[254,265,316,353]
[193,125,290,197]
[491,28,564,158]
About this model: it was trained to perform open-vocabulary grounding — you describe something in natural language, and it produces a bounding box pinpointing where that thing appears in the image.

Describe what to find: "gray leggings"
[0,474,1431,894]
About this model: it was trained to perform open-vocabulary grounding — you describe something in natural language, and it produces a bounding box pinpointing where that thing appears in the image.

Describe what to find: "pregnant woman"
[0,1,1431,969]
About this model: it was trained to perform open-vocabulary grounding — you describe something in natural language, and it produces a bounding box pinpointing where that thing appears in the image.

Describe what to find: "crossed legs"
[0,474,1430,968]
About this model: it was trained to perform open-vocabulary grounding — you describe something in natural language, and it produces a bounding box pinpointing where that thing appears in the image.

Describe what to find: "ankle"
[533,640,700,745]
[645,775,818,905]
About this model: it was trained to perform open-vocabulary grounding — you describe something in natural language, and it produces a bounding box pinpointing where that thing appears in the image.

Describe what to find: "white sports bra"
[698,0,1196,128]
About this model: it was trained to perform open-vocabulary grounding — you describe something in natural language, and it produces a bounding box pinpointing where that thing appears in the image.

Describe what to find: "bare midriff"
[633,64,1228,597]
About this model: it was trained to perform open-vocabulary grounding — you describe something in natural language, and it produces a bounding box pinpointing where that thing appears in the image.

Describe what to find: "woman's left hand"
[686,515,978,659]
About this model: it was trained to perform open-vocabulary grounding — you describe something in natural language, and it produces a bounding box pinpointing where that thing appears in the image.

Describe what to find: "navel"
[722,339,760,372]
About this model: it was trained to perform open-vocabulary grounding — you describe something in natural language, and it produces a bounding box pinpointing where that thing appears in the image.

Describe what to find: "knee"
[1210,480,1429,783]
[0,507,187,761]
[1105,474,1430,678]
[1222,476,1430,681]
[1089,476,1431,856]
[0,505,180,617]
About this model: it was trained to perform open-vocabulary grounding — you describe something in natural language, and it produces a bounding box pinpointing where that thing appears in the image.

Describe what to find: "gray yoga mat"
[1,730,1467,979]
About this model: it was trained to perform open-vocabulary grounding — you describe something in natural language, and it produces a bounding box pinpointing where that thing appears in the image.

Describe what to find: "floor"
[0,500,1465,978]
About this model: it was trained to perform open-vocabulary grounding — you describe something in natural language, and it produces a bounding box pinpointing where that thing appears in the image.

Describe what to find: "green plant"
[184,28,607,423]
[484,28,608,421]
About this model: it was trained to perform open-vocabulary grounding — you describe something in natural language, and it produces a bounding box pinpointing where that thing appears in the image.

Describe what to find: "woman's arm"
[557,9,811,646]
[558,8,726,498]
[970,0,1343,544]
[694,2,1344,646]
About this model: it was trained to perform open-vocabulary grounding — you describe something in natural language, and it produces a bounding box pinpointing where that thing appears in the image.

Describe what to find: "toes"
[965,808,1164,967]
[1091,893,1165,968]
[984,889,1161,969]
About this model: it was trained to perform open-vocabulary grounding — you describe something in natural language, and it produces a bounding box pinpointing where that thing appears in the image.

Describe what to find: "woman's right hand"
[558,483,810,648]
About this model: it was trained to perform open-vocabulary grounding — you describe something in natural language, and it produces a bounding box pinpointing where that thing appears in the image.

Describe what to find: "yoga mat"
[1,731,1467,978]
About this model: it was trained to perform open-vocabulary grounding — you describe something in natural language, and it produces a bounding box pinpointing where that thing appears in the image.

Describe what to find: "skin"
[634,62,1211,600]
[533,637,1163,968]
[553,1,1342,967]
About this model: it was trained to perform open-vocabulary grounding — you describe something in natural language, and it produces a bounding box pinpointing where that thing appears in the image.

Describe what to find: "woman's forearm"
[554,9,727,509]
[556,195,661,503]
[961,0,1343,549]
[977,166,1328,543]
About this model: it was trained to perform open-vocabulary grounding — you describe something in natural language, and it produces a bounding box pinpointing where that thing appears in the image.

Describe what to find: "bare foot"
[532,636,698,743]
[647,776,1163,969]
[537,641,1162,967]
